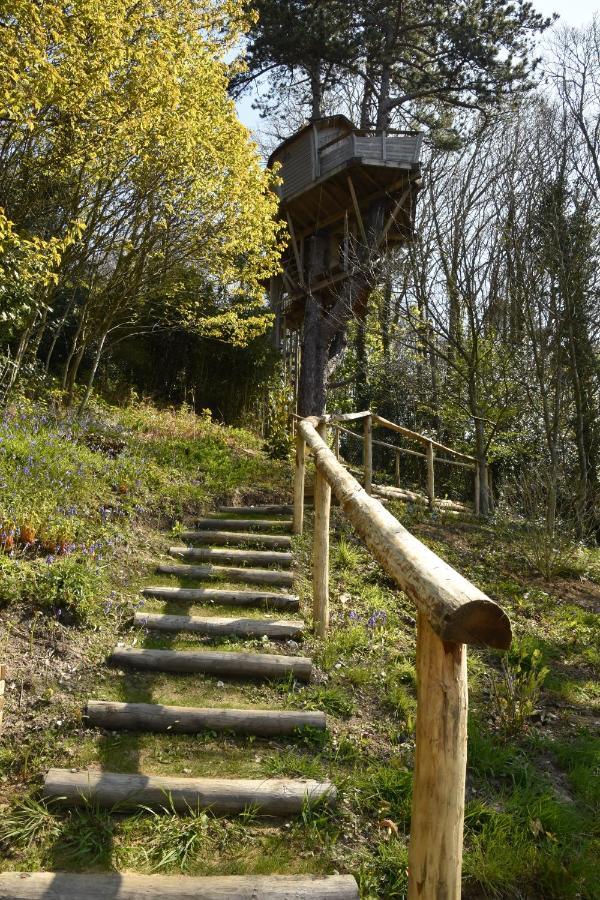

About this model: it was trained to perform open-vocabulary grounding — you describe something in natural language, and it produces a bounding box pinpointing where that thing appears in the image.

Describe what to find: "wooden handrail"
[294,415,511,899]
[298,417,510,648]
[372,413,475,462]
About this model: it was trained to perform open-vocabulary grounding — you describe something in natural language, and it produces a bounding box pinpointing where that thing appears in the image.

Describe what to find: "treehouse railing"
[294,415,511,899]
[316,409,490,515]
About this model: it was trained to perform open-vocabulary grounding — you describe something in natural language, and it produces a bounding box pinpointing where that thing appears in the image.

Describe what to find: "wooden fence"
[317,409,491,515]
[294,415,511,899]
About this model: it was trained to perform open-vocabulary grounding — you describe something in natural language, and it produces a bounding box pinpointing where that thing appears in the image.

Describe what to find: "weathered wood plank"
[141,586,299,609]
[134,612,304,639]
[43,769,335,815]
[86,701,325,736]
[156,563,294,588]
[0,872,359,899]
[110,647,313,681]
[168,547,293,568]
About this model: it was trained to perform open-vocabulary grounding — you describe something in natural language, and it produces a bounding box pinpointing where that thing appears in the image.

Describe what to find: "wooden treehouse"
[268,115,423,338]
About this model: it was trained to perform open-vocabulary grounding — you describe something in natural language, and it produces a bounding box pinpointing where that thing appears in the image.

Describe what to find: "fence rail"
[320,409,490,514]
[294,414,511,899]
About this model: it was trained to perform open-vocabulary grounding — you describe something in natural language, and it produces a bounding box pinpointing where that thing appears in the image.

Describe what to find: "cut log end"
[443,600,512,649]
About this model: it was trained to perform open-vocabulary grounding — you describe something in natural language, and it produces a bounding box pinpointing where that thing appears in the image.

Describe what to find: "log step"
[142,586,299,610]
[218,504,293,515]
[168,547,293,568]
[157,563,294,587]
[180,530,292,548]
[43,769,335,816]
[86,701,325,736]
[135,612,304,639]
[0,872,359,899]
[110,647,313,681]
[196,518,292,532]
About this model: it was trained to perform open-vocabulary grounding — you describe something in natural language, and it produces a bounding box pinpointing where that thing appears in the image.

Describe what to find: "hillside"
[0,400,597,898]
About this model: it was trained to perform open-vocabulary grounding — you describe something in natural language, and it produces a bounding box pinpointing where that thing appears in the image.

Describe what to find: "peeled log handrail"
[298,417,510,648]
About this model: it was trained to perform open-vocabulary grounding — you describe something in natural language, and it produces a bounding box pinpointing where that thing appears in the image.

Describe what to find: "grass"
[1,398,599,897]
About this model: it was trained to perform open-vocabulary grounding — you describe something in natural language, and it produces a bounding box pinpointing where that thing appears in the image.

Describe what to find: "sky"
[235,0,598,133]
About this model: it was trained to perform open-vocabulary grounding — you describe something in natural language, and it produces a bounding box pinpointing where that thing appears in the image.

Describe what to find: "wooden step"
[168,547,293,568]
[218,504,293,515]
[43,769,335,816]
[87,701,325,736]
[157,563,294,587]
[180,530,292,548]
[142,585,299,609]
[110,647,313,681]
[196,518,292,532]
[135,612,304,639]
[0,872,359,899]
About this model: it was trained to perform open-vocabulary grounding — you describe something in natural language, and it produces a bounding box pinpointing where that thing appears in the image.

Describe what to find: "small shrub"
[33,556,104,623]
[489,647,549,736]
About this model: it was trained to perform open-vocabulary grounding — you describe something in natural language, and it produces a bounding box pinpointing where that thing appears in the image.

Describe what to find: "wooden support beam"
[0,872,360,899]
[395,450,401,487]
[408,613,467,899]
[313,421,331,637]
[364,414,373,495]
[293,432,305,535]
[333,426,340,460]
[286,213,304,286]
[375,185,413,251]
[347,175,367,244]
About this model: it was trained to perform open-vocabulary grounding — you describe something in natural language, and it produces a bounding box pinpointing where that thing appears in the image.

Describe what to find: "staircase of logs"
[0,504,359,900]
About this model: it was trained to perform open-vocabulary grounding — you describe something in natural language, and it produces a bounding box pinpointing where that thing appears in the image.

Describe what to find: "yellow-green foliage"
[0,0,282,341]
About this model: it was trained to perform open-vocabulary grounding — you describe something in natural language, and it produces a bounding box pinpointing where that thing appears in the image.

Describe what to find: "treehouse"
[268,115,423,332]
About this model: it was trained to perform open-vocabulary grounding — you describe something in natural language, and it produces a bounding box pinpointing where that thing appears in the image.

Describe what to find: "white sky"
[236,0,599,132]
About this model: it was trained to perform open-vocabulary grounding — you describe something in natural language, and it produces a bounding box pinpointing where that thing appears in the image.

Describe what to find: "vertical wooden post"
[474,465,480,517]
[313,422,331,637]
[0,664,5,733]
[395,449,401,487]
[333,426,340,460]
[408,613,468,900]
[293,432,305,535]
[426,441,435,508]
[364,414,373,495]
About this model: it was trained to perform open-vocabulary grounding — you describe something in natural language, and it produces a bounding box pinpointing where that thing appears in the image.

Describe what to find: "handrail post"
[426,441,435,508]
[474,464,480,517]
[293,432,306,535]
[408,612,468,899]
[364,413,373,495]
[395,449,401,487]
[486,463,494,513]
[313,421,331,636]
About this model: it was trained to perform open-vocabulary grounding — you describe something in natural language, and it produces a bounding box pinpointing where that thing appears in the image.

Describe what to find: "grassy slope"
[0,401,598,898]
